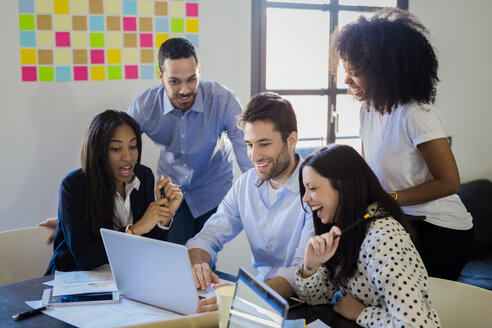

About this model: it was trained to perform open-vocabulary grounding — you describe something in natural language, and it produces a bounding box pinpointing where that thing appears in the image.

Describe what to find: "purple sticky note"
[125,65,138,79]
[74,66,88,81]
[21,66,37,81]
[186,3,198,17]
[55,32,71,47]
[139,33,153,47]
[123,17,137,31]
[90,49,105,64]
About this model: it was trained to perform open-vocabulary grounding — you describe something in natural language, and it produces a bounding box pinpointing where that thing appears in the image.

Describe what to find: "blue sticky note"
[154,18,169,32]
[19,0,34,13]
[20,31,36,47]
[123,0,137,15]
[90,16,105,31]
[56,66,71,82]
[140,65,156,80]
[186,34,199,49]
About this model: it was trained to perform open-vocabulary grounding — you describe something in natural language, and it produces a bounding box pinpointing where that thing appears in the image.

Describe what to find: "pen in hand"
[333,213,371,241]
[12,306,47,320]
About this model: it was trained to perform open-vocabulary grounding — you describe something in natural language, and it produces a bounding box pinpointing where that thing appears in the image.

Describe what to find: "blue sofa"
[456,179,492,290]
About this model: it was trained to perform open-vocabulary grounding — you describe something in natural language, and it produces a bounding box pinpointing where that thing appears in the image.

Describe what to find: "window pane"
[268,0,330,3]
[282,95,328,155]
[335,137,362,154]
[266,8,330,89]
[339,0,396,6]
[335,94,362,137]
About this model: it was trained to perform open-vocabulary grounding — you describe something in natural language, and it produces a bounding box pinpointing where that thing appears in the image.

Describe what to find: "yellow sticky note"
[138,0,153,15]
[106,0,121,15]
[155,33,169,48]
[54,0,69,14]
[37,0,53,13]
[123,48,138,64]
[71,31,87,47]
[91,66,106,81]
[70,0,87,14]
[20,49,36,64]
[106,33,121,48]
[55,49,71,65]
[107,49,121,64]
[169,1,185,16]
[37,31,53,46]
[186,19,199,33]
[54,15,71,30]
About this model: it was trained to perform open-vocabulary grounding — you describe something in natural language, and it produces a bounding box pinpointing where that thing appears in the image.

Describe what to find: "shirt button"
[181,150,184,154]
[185,176,188,179]
[183,163,188,167]
[181,134,184,138]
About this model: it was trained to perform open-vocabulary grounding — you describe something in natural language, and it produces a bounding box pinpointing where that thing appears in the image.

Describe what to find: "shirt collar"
[123,174,141,195]
[162,84,204,115]
[254,153,303,194]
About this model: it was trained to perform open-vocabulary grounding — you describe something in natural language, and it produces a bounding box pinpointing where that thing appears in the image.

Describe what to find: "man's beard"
[259,144,291,181]
[170,92,197,112]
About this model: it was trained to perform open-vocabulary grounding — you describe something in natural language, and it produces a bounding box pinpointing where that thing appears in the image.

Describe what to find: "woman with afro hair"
[331,8,473,281]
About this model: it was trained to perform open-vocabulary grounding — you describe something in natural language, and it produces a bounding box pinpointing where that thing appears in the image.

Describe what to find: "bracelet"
[388,191,398,200]
[125,224,133,234]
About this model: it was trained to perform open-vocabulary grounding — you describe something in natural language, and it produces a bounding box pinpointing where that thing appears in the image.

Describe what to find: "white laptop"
[100,228,200,315]
[228,267,289,327]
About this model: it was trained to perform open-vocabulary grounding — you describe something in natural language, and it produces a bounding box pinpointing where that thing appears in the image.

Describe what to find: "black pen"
[333,213,371,240]
[12,307,47,320]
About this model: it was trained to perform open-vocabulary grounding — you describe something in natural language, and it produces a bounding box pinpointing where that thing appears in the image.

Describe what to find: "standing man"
[187,92,314,302]
[128,38,252,245]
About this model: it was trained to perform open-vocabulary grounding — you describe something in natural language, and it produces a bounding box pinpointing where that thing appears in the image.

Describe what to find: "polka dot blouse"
[294,217,441,328]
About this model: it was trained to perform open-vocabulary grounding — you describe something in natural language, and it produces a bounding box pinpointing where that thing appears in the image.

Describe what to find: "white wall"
[409,0,492,182]
[1,0,491,275]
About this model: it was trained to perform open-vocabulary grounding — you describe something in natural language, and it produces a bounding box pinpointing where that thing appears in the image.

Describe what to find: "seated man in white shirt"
[186,92,314,311]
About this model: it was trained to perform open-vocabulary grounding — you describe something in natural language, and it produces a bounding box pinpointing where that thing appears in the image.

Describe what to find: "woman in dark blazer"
[46,110,182,274]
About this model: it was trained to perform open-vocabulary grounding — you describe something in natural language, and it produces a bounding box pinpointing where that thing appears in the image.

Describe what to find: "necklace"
[377,112,390,140]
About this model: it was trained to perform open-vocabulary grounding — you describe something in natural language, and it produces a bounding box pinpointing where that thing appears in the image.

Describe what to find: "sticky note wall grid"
[18,0,199,82]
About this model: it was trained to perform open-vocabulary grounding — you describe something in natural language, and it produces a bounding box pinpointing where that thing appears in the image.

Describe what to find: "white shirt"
[360,101,472,230]
[113,175,140,228]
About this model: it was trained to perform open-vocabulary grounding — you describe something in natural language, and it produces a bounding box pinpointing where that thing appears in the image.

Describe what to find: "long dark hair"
[330,8,439,114]
[299,144,415,282]
[81,110,142,236]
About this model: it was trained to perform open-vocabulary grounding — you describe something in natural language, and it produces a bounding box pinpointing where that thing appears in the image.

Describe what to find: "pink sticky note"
[186,3,198,17]
[139,33,153,47]
[125,65,138,79]
[22,66,37,81]
[55,32,71,47]
[123,17,137,31]
[74,66,88,81]
[90,50,105,64]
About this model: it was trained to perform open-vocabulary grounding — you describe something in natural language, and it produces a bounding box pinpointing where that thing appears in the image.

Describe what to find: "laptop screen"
[228,268,288,328]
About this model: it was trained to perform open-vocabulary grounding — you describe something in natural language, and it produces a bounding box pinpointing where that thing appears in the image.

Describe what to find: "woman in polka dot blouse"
[295,145,440,327]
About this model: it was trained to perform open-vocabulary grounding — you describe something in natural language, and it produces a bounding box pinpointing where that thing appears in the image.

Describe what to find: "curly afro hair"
[331,8,439,114]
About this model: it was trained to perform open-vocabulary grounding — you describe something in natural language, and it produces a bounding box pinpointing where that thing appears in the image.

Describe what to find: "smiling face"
[302,165,339,224]
[244,120,297,188]
[342,59,368,102]
[159,56,200,112]
[108,124,139,195]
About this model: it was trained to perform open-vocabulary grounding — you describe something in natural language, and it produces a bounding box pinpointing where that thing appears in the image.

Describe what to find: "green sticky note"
[171,18,184,33]
[90,33,105,47]
[39,67,54,81]
[107,65,122,80]
[19,15,35,30]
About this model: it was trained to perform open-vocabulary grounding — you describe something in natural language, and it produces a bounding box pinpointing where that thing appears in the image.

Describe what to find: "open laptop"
[100,228,200,315]
[227,267,289,328]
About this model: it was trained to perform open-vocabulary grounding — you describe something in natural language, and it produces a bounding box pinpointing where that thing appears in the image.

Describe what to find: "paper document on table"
[26,296,181,328]
[53,264,116,296]
[307,319,332,328]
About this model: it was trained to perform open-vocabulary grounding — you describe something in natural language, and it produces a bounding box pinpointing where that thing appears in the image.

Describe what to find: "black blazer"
[45,164,167,274]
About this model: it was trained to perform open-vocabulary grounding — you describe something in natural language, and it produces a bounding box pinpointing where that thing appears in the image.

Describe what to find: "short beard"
[265,143,291,181]
[170,92,197,112]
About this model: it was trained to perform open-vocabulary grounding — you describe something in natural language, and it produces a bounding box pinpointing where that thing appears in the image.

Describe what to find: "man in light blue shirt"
[187,92,314,302]
[128,38,252,245]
